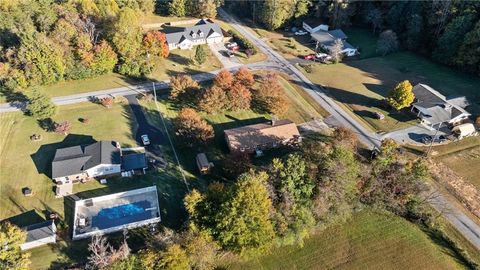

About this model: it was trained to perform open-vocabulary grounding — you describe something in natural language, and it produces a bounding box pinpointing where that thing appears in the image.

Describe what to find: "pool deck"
[72,186,161,240]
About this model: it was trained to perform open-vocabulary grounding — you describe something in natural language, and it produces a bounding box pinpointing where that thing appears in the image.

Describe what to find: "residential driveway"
[380,124,450,146]
[125,95,167,166]
[208,42,242,69]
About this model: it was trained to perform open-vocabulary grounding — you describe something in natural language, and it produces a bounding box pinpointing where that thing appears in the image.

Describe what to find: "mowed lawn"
[436,144,480,190]
[230,211,468,270]
[302,52,480,132]
[0,101,137,221]
[37,46,222,98]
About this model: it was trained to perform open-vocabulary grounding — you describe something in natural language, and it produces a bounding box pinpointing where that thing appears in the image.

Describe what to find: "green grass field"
[228,211,469,270]
[301,51,480,132]
[344,28,378,59]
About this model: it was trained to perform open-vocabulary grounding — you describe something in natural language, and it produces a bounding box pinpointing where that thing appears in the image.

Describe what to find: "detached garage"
[20,220,56,251]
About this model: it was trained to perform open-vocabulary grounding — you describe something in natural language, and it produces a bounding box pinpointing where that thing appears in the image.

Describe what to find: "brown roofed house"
[224,119,301,153]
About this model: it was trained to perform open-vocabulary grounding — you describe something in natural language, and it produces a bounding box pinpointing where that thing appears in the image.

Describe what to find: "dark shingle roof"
[23,220,55,243]
[311,30,354,51]
[52,141,121,178]
[412,84,470,125]
[165,19,223,45]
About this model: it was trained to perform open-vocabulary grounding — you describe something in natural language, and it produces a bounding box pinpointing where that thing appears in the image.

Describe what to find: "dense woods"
[0,0,168,102]
[225,0,480,75]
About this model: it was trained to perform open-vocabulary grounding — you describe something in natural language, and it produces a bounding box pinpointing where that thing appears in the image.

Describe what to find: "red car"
[229,45,240,51]
[304,54,315,60]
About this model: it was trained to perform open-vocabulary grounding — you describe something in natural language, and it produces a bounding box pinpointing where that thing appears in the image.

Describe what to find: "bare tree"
[87,235,112,269]
[54,121,72,135]
[110,230,130,263]
[330,39,344,63]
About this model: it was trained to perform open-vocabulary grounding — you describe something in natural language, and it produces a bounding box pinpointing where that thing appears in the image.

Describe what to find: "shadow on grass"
[30,134,96,178]
[1,210,45,227]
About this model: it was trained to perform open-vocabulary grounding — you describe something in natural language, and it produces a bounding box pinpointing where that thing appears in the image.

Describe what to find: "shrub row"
[227,30,258,55]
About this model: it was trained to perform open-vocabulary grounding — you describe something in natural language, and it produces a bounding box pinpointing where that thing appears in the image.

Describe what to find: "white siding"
[20,235,56,251]
[86,164,121,178]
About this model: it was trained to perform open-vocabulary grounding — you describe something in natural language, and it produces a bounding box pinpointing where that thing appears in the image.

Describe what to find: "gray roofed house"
[165,19,224,50]
[52,141,121,185]
[20,220,56,250]
[411,84,471,128]
[310,29,357,56]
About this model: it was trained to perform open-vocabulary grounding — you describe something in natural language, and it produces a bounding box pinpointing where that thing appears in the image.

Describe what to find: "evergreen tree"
[194,45,207,65]
[26,88,57,119]
[455,20,480,74]
[168,0,186,17]
[433,15,475,64]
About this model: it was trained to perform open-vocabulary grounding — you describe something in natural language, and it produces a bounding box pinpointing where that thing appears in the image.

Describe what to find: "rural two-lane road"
[0,8,478,250]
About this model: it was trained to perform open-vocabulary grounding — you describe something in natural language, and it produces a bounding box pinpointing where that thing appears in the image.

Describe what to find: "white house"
[303,21,358,57]
[411,84,471,129]
[52,141,122,196]
[20,220,56,251]
[165,19,224,50]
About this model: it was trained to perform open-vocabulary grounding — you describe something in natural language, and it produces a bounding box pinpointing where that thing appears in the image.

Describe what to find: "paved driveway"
[125,95,167,166]
[381,124,450,146]
[208,42,242,69]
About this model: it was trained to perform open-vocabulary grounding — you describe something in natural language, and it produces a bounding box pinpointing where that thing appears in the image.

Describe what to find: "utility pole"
[152,82,157,101]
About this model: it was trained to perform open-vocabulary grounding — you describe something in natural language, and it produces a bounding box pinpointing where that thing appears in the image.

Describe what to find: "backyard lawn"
[344,27,378,59]
[228,210,470,270]
[301,51,480,132]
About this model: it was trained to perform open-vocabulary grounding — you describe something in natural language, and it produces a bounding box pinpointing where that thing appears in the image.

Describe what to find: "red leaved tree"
[174,108,214,147]
[234,67,255,88]
[214,69,234,90]
[143,31,169,58]
[101,97,114,108]
[54,121,72,135]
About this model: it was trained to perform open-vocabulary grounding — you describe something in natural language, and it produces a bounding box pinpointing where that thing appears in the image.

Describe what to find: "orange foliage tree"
[234,67,255,88]
[199,85,228,114]
[169,74,200,101]
[227,82,252,111]
[143,31,169,59]
[174,108,214,146]
[214,69,234,90]
[255,72,289,115]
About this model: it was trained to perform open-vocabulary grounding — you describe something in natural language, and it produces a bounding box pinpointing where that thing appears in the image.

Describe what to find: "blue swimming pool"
[92,200,152,229]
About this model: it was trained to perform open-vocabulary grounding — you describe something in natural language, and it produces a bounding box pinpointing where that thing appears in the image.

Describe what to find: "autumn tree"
[54,121,72,135]
[227,82,252,111]
[168,0,186,17]
[169,74,200,101]
[332,126,358,150]
[234,67,255,88]
[100,96,114,108]
[377,30,399,56]
[198,86,227,114]
[216,171,275,255]
[0,222,30,270]
[222,152,252,179]
[195,45,207,65]
[158,244,190,270]
[174,108,214,146]
[27,88,57,119]
[213,69,234,90]
[143,31,169,59]
[182,232,220,270]
[387,80,415,110]
[198,0,217,18]
[91,40,118,75]
[254,73,289,115]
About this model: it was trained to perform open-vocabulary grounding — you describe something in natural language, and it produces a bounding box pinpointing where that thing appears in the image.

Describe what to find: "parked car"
[226,42,238,49]
[304,54,315,60]
[141,134,150,145]
[229,45,240,51]
[315,53,332,60]
[422,134,447,144]
[294,29,308,36]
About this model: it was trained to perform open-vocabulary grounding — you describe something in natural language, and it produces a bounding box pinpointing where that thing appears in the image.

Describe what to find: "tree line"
[170,68,290,147]
[0,0,172,102]
[225,0,480,75]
